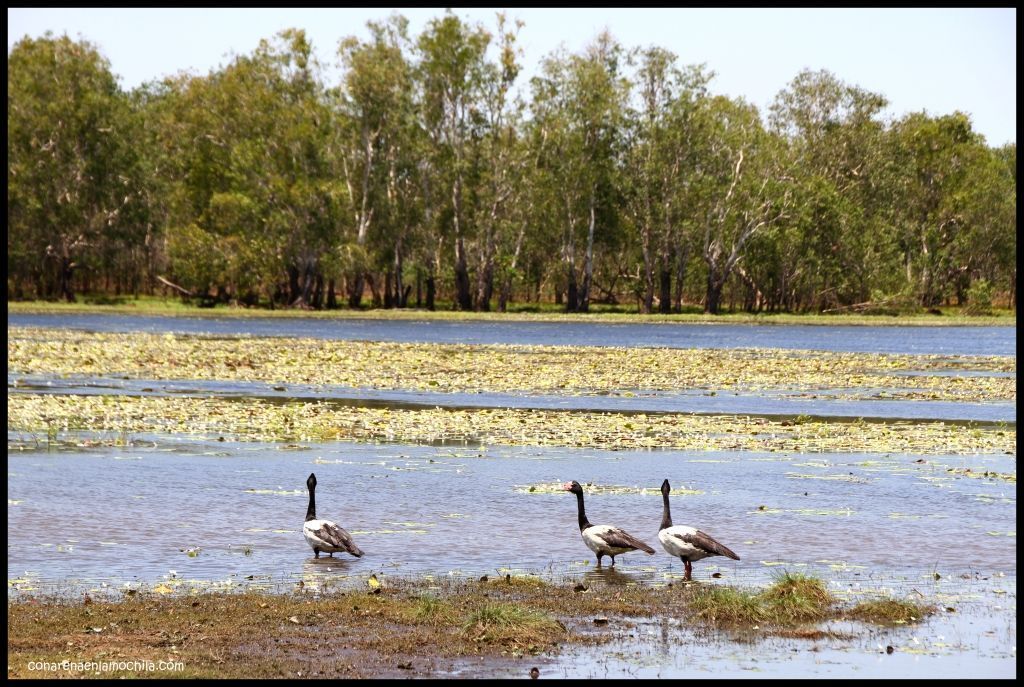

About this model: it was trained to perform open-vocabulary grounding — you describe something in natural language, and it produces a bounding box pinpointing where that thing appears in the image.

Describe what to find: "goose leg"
[329,552,334,558]
[314,548,320,559]
[610,555,616,566]
[683,558,692,581]
[596,554,603,567]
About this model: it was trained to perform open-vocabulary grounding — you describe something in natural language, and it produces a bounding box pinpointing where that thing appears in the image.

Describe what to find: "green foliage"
[8,33,146,301]
[963,279,994,315]
[6,17,1016,313]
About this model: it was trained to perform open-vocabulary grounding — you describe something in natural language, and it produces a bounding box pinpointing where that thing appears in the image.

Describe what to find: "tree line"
[7,12,1017,314]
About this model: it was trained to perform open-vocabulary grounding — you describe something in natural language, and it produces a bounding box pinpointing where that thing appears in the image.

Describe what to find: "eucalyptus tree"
[259,30,340,308]
[624,49,712,313]
[467,12,527,311]
[155,30,339,307]
[532,32,629,312]
[148,70,252,301]
[522,78,570,306]
[980,143,1017,306]
[888,111,988,308]
[692,95,793,314]
[337,14,417,307]
[8,33,144,301]
[937,139,1016,307]
[417,11,492,310]
[767,69,895,310]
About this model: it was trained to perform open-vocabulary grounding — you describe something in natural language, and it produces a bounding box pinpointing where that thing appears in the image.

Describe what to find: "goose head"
[307,473,317,491]
[661,479,671,495]
[562,480,583,495]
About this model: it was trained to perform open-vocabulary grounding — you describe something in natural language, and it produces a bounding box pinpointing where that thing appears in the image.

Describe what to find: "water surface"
[9,373,1016,423]
[8,312,1017,356]
[8,436,1015,592]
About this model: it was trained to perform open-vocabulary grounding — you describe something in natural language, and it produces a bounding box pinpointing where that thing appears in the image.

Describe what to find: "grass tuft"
[412,593,454,624]
[757,572,835,623]
[688,573,835,627]
[688,586,766,625]
[462,603,565,647]
[845,597,935,625]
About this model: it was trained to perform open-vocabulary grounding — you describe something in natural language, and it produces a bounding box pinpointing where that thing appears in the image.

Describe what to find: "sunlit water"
[8,373,1016,423]
[8,312,1018,355]
[7,436,1015,592]
[534,573,1016,679]
[6,316,1016,677]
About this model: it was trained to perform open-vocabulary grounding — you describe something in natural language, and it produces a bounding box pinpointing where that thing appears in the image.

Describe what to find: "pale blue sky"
[7,7,1016,146]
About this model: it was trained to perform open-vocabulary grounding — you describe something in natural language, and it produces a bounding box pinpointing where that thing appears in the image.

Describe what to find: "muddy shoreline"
[9,574,949,679]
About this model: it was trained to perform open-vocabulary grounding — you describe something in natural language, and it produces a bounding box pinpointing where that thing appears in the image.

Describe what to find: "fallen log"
[156,275,194,297]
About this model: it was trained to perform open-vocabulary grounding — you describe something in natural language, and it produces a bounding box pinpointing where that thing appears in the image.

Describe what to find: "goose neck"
[575,490,592,531]
[305,486,317,522]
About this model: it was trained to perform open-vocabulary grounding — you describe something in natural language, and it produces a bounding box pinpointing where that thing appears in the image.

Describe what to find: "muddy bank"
[8,574,938,679]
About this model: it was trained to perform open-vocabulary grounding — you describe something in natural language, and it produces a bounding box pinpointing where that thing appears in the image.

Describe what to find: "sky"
[7,7,1017,146]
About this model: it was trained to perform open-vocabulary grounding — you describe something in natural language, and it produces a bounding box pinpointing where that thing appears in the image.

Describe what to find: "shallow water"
[535,573,1016,679]
[8,314,1017,679]
[8,313,1017,355]
[7,436,1015,595]
[8,373,1016,424]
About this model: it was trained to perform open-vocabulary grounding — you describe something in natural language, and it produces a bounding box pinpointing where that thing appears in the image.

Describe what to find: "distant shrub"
[963,279,994,315]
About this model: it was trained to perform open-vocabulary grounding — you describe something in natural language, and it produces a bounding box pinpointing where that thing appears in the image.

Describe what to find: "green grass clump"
[688,586,766,625]
[412,593,454,624]
[845,598,935,625]
[757,572,835,623]
[462,603,565,647]
[688,573,835,627]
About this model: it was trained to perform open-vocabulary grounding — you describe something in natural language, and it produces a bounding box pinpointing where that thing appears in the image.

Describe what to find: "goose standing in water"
[658,479,738,581]
[562,481,655,566]
[303,473,363,559]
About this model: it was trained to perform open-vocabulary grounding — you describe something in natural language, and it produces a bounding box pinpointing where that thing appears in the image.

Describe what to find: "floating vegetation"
[750,507,855,517]
[8,326,1015,403]
[944,467,1016,483]
[517,482,703,496]
[785,472,873,483]
[243,488,302,496]
[7,394,1014,455]
[789,508,855,516]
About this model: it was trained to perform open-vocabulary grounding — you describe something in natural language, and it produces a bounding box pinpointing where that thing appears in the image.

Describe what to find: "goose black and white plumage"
[562,480,655,566]
[658,478,738,581]
[303,473,363,559]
